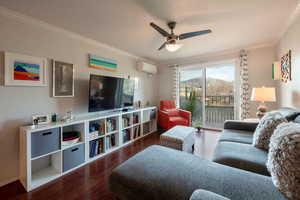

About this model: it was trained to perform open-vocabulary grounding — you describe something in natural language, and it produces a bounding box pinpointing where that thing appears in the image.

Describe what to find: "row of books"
[122,129,131,143]
[89,139,104,158]
[107,118,117,133]
[106,134,117,149]
[122,116,131,128]
[132,126,141,139]
[89,121,105,135]
[133,114,140,124]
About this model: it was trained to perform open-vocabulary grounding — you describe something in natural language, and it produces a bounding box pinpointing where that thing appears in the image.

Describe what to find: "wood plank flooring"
[0,130,220,200]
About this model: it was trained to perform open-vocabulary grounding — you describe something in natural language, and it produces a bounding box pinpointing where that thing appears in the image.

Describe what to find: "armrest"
[158,110,171,122]
[179,109,192,126]
[190,189,230,200]
[224,120,258,132]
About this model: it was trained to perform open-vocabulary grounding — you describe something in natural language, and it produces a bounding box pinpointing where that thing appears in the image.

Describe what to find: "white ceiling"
[0,0,297,62]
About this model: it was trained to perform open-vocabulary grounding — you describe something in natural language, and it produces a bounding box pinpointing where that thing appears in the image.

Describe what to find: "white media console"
[19,107,157,191]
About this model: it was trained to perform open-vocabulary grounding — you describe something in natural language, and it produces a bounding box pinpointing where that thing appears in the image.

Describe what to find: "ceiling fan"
[150,21,212,52]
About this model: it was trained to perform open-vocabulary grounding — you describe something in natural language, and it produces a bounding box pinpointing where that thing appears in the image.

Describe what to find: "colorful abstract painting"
[281,50,291,83]
[89,54,117,71]
[13,61,40,81]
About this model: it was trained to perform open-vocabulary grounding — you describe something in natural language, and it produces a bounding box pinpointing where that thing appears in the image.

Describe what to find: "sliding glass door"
[179,61,236,129]
[179,68,204,127]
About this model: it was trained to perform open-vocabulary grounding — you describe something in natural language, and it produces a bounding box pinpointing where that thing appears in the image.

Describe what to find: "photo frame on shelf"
[32,114,51,125]
[4,52,47,86]
[53,60,75,97]
[281,50,292,83]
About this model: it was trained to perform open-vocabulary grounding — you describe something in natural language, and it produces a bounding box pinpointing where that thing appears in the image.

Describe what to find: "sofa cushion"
[169,116,188,125]
[213,142,269,176]
[269,107,300,121]
[110,145,286,200]
[267,122,300,200]
[224,120,258,132]
[252,112,287,150]
[189,189,230,200]
[219,129,253,144]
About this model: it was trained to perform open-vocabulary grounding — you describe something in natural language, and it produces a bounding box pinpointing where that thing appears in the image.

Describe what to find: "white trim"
[0,177,18,187]
[0,6,149,62]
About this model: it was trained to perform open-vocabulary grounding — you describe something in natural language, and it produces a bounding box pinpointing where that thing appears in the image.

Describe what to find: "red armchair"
[158,100,192,130]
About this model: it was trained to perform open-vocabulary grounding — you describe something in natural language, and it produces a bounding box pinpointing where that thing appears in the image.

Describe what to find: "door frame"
[179,59,239,128]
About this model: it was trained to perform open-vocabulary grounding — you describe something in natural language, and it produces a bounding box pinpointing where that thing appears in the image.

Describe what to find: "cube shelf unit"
[20,106,157,191]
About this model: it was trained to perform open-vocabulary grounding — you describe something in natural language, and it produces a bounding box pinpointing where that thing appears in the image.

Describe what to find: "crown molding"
[0,6,151,62]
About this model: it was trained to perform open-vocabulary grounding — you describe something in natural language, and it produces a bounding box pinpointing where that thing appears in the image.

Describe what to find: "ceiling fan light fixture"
[165,43,182,52]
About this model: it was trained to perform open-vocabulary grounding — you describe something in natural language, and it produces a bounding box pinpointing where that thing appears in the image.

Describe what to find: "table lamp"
[251,87,276,119]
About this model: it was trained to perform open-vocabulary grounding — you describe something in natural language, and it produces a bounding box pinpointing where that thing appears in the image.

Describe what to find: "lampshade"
[251,87,276,102]
[165,43,182,52]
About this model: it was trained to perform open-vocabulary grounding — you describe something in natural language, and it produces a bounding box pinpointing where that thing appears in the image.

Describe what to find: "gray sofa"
[109,108,300,200]
[213,107,300,177]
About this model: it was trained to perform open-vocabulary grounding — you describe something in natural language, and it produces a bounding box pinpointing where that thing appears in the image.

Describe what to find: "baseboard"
[0,177,18,187]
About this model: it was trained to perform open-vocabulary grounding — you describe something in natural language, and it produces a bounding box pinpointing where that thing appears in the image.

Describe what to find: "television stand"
[19,106,157,192]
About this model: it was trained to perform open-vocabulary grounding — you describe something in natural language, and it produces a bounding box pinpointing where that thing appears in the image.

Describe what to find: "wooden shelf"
[31,149,61,161]
[62,141,84,150]
[106,130,118,135]
[89,135,105,141]
[31,167,61,189]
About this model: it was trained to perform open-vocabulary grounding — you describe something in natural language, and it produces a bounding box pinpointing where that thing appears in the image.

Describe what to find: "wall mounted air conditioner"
[137,61,157,75]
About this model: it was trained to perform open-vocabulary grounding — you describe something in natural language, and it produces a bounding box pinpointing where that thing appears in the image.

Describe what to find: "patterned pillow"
[266,122,300,199]
[252,112,287,150]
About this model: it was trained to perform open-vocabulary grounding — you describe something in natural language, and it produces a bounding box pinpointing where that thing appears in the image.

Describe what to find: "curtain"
[171,65,180,108]
[240,50,250,119]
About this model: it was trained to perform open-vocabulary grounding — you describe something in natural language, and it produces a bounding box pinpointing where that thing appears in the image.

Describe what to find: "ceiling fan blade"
[179,29,212,40]
[150,22,170,37]
[158,42,167,50]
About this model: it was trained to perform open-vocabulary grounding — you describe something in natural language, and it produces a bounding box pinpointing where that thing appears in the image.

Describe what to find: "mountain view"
[180,77,234,96]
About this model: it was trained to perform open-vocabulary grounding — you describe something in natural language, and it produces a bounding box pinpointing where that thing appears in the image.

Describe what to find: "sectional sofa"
[109,108,300,200]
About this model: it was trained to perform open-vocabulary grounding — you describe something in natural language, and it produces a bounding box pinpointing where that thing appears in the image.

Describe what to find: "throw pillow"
[266,122,300,199]
[252,112,287,150]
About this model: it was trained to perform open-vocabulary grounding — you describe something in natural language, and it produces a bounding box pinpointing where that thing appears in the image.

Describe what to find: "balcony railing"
[205,106,234,128]
[180,95,234,128]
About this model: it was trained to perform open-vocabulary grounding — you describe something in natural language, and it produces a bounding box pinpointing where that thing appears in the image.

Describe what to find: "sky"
[180,65,235,82]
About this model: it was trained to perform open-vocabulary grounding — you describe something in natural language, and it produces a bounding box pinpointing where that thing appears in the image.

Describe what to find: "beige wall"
[0,13,158,186]
[157,46,278,118]
[247,46,278,116]
[276,16,300,109]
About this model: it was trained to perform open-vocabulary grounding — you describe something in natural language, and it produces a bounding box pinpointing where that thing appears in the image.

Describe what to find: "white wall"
[157,46,278,118]
[0,12,158,186]
[276,15,300,109]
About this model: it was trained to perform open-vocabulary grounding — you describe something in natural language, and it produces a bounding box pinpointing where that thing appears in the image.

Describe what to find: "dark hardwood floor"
[0,130,220,200]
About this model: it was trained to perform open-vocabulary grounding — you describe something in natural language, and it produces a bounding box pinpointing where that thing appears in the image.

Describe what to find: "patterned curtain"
[171,65,180,108]
[240,50,250,119]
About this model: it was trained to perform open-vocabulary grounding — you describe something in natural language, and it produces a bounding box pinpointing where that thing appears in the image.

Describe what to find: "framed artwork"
[89,54,117,71]
[4,52,47,86]
[53,60,74,97]
[281,50,292,83]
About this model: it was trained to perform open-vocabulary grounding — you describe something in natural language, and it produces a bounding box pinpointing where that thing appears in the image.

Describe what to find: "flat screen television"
[88,74,134,112]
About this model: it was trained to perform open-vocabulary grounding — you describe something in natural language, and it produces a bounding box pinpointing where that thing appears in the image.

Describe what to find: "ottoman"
[160,125,196,153]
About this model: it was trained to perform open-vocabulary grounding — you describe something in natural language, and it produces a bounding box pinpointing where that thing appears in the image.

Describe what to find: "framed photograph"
[281,50,292,83]
[53,60,75,97]
[32,114,51,125]
[4,52,47,86]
